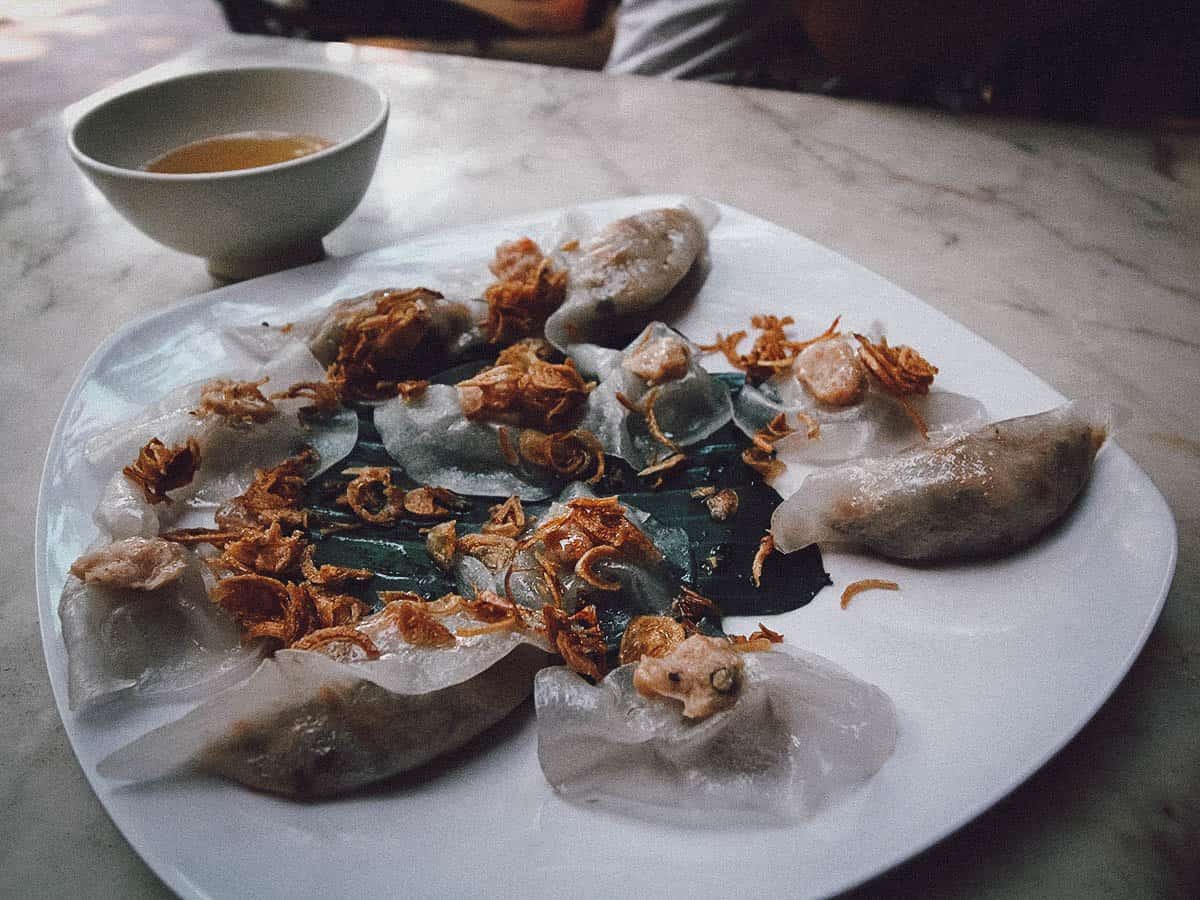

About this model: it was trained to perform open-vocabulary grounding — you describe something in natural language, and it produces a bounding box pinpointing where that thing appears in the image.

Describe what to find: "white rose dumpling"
[545,206,709,374]
[771,401,1109,562]
[535,637,897,821]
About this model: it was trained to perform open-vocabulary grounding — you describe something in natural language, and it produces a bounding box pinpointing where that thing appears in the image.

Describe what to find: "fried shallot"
[424,520,458,570]
[618,615,687,665]
[701,315,841,384]
[729,622,785,652]
[379,600,457,648]
[395,379,430,401]
[216,521,307,578]
[532,496,661,567]
[123,437,201,505]
[853,334,938,438]
[543,603,608,682]
[839,579,900,609]
[482,496,526,538]
[290,626,380,659]
[215,448,316,531]
[325,287,441,402]
[193,378,276,425]
[211,574,308,645]
[300,545,373,586]
[342,467,406,526]
[751,533,776,588]
[457,357,592,431]
[517,429,605,483]
[483,237,568,345]
[268,380,340,422]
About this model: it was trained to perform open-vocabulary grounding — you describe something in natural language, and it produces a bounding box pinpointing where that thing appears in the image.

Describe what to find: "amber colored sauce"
[143,131,334,174]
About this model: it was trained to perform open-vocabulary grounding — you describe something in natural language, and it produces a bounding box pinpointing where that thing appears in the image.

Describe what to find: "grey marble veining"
[2,34,1198,898]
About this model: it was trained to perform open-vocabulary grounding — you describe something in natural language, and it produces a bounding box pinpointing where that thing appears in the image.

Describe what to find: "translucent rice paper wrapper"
[535,646,897,822]
[58,557,264,712]
[770,401,1110,562]
[296,288,487,373]
[81,331,359,539]
[99,609,552,798]
[59,329,357,710]
[545,201,718,379]
[374,383,564,500]
[581,322,733,470]
[375,324,732,498]
[495,484,692,616]
[734,362,986,471]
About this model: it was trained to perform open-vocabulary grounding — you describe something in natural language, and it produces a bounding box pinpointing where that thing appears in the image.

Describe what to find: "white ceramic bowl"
[69,65,389,280]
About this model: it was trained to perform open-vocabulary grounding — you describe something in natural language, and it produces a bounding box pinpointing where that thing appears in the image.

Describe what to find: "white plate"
[37,196,1177,899]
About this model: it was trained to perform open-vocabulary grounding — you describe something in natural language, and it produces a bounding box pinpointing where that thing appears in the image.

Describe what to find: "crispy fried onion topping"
[326,287,441,402]
[637,451,686,480]
[404,486,464,519]
[379,599,457,648]
[751,533,776,588]
[205,555,374,646]
[123,437,201,505]
[211,575,309,645]
[304,584,373,628]
[157,447,382,649]
[425,520,458,570]
[194,377,276,425]
[375,590,538,640]
[543,603,608,682]
[703,487,739,521]
[300,544,373,586]
[701,315,841,383]
[853,334,938,438]
[268,380,341,422]
[672,585,722,626]
[741,412,801,481]
[341,467,405,525]
[458,533,518,572]
[574,544,623,590]
[455,589,533,637]
[495,336,555,368]
[515,497,662,615]
[163,451,315,573]
[215,447,317,531]
[618,615,687,665]
[395,379,430,401]
[729,622,785,652]
[339,467,463,526]
[290,626,380,659]
[840,578,900,609]
[482,496,526,538]
[616,385,680,452]
[217,520,307,577]
[752,412,799,453]
[458,356,592,431]
[516,428,606,483]
[483,238,568,344]
[532,496,661,567]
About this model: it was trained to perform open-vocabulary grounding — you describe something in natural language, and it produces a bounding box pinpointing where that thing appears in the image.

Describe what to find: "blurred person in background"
[605,0,1200,126]
[216,0,599,42]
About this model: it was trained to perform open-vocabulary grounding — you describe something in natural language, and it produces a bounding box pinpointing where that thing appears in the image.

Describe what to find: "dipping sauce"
[143,131,333,174]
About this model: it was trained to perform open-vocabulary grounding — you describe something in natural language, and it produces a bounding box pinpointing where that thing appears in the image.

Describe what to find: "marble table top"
[2,33,1197,898]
